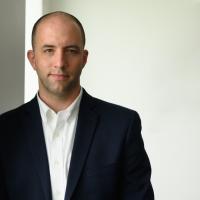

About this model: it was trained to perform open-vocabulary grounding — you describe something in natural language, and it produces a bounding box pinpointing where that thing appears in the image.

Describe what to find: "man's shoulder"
[83,91,140,120]
[94,96,135,112]
[0,97,37,122]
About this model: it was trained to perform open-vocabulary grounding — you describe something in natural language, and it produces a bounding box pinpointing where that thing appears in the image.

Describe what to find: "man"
[0,11,154,200]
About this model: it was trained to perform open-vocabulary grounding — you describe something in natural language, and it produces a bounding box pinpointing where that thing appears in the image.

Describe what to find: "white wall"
[26,0,200,199]
[0,0,25,113]
[25,0,43,102]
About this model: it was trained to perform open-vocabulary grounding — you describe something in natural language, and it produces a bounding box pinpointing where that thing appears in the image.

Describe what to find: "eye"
[66,48,80,55]
[44,48,54,54]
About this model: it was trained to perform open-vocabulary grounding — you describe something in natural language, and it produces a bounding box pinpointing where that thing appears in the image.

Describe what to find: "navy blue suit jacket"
[0,90,154,200]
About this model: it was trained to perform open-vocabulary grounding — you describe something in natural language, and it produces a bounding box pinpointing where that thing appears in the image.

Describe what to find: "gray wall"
[0,0,25,114]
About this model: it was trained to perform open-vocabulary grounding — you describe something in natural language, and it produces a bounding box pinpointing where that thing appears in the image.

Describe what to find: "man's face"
[28,16,88,99]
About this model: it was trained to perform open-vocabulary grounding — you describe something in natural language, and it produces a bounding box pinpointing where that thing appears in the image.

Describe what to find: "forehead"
[35,15,82,44]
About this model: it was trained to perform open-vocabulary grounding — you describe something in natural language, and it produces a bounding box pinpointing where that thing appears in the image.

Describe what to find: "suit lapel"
[23,98,52,200]
[65,91,99,200]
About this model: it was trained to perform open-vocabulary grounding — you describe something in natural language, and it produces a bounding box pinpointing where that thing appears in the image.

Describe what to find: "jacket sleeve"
[0,115,8,200]
[121,112,154,200]
[0,163,8,200]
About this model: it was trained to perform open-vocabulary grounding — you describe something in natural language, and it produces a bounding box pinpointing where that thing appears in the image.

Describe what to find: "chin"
[48,81,79,96]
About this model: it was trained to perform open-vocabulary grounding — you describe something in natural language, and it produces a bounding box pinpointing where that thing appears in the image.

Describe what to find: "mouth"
[49,73,69,81]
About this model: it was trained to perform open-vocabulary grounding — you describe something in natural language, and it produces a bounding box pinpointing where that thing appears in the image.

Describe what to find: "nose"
[54,50,66,68]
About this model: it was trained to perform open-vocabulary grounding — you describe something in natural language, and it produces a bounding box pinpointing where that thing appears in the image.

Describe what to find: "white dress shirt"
[37,89,83,200]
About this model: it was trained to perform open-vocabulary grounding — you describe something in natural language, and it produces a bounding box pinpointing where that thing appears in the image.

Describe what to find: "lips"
[49,73,69,80]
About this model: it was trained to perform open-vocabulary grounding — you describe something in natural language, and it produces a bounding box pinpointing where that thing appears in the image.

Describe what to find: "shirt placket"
[50,116,65,200]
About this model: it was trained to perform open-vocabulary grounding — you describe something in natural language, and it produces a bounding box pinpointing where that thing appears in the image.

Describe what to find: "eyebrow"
[42,44,55,49]
[42,44,81,49]
[64,45,81,50]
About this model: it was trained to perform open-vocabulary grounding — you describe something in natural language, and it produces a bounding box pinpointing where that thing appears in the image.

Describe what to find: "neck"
[38,87,81,113]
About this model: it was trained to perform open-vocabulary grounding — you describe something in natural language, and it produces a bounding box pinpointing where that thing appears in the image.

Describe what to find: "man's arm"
[121,112,154,200]
[0,164,8,200]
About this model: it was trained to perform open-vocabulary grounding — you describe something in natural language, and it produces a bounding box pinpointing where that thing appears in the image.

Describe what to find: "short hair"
[31,11,86,49]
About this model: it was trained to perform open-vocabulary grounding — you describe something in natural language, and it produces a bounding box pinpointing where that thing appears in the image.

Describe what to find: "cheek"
[35,54,52,66]
[68,58,84,70]
[35,59,51,72]
[34,61,49,77]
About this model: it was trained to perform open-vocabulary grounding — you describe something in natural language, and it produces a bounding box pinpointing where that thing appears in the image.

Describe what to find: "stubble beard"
[39,74,80,99]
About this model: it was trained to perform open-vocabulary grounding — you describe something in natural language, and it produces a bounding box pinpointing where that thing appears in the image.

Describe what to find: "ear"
[27,50,36,70]
[82,49,88,68]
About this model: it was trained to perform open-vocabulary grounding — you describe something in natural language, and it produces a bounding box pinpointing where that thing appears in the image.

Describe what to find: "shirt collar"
[37,88,83,124]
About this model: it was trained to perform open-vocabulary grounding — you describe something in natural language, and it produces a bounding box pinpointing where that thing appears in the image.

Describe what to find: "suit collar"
[65,89,99,200]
